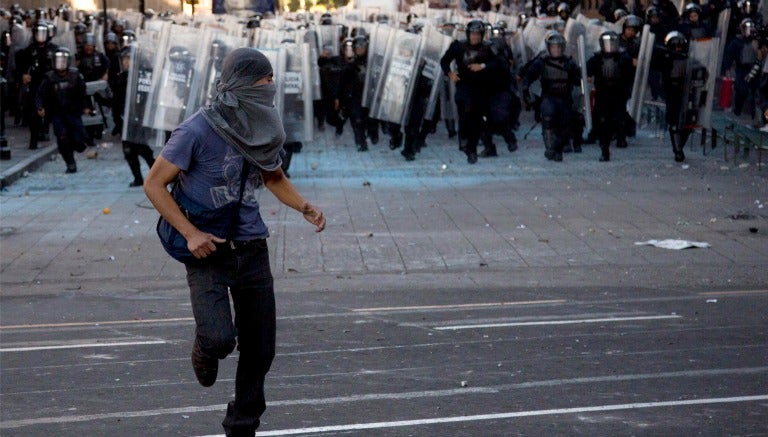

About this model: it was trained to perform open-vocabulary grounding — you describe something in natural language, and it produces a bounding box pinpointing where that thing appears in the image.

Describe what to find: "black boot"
[543,128,556,160]
[670,127,686,162]
[599,143,610,161]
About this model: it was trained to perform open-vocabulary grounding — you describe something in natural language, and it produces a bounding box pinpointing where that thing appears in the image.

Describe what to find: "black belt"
[217,239,265,250]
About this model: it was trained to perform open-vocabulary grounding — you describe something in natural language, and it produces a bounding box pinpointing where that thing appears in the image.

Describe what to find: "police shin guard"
[542,128,557,161]
[669,127,685,162]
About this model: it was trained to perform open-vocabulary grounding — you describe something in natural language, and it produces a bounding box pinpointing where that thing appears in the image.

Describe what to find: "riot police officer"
[77,33,109,81]
[587,31,634,161]
[35,47,91,173]
[440,19,501,164]
[338,36,379,151]
[15,20,57,150]
[724,18,760,117]
[652,31,692,162]
[522,31,581,162]
[678,3,713,40]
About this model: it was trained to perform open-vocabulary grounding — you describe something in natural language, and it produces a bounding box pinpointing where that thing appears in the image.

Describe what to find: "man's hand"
[83,108,92,115]
[448,71,460,83]
[186,229,226,259]
[301,202,325,232]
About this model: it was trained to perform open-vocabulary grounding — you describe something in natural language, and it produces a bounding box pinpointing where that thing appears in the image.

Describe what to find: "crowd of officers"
[2,2,768,175]
[1,6,154,182]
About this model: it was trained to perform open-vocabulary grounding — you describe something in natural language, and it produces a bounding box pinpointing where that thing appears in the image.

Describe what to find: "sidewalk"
[1,112,767,296]
[0,123,59,189]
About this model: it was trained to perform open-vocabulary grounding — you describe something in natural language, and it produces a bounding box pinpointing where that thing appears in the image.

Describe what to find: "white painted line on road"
[0,340,166,352]
[0,318,194,330]
[698,289,768,297]
[193,394,768,436]
[352,300,567,312]
[434,314,682,330]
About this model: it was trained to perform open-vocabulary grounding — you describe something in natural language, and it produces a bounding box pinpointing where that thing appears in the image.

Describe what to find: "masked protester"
[143,48,325,437]
[522,31,581,162]
[35,47,91,173]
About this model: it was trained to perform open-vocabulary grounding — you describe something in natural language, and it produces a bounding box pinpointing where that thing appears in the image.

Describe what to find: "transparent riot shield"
[302,29,323,101]
[628,24,654,124]
[197,32,248,109]
[564,19,587,60]
[316,24,340,56]
[371,30,423,126]
[576,34,592,133]
[522,18,551,57]
[362,25,395,110]
[510,29,528,68]
[144,24,208,132]
[281,42,314,142]
[420,27,453,121]
[713,9,731,76]
[51,29,76,55]
[122,37,165,148]
[683,37,719,129]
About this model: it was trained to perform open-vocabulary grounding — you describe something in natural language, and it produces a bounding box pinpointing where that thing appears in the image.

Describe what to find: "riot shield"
[371,30,423,126]
[522,18,551,57]
[713,9,731,76]
[144,25,208,132]
[420,27,453,121]
[302,29,323,101]
[576,35,592,133]
[683,37,719,129]
[316,24,341,56]
[122,36,165,148]
[362,25,395,109]
[627,24,654,124]
[564,19,587,60]
[281,42,314,142]
[51,29,76,55]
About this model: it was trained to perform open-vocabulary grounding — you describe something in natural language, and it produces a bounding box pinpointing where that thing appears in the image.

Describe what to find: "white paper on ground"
[634,239,711,250]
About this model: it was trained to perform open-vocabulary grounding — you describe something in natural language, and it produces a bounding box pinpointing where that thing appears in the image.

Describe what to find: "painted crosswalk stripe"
[0,340,166,352]
[434,314,682,330]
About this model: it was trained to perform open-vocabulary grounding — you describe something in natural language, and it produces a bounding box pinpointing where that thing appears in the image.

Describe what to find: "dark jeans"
[185,240,276,437]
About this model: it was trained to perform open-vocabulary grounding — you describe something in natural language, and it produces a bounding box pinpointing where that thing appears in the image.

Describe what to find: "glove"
[522,90,533,111]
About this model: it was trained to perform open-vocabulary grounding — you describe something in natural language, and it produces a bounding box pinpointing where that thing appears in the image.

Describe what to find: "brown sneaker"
[191,341,218,387]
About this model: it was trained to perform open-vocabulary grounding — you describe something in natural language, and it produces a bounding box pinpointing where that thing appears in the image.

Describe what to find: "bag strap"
[224,159,251,240]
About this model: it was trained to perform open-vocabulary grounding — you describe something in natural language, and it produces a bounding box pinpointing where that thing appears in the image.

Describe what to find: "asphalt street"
[1,112,767,436]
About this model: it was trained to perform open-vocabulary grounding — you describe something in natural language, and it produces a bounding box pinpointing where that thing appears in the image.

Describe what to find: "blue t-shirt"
[161,111,269,240]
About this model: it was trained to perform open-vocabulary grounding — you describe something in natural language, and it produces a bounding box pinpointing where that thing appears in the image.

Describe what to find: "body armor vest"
[542,57,571,97]
[49,69,81,112]
[740,41,757,66]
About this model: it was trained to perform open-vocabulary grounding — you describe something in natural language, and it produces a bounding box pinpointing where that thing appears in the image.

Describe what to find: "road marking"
[196,395,768,436]
[0,318,194,330]
[698,290,768,297]
[434,314,682,330]
[352,300,567,312]
[2,367,765,429]
[0,340,166,352]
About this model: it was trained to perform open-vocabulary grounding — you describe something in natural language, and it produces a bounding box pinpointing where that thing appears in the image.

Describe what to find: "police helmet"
[739,0,755,15]
[599,30,620,53]
[491,26,505,38]
[247,18,261,28]
[74,22,87,35]
[614,8,629,21]
[684,3,702,18]
[320,12,332,25]
[168,46,191,63]
[83,32,96,47]
[121,29,136,48]
[545,30,566,55]
[740,18,756,38]
[351,27,367,38]
[623,15,643,32]
[465,19,485,40]
[33,21,49,43]
[52,47,71,71]
[546,3,558,16]
[518,13,529,28]
[557,2,571,18]
[496,20,508,29]
[353,35,368,51]
[105,31,119,46]
[376,14,389,24]
[646,6,661,22]
[111,19,126,33]
[342,37,354,58]
[664,30,689,53]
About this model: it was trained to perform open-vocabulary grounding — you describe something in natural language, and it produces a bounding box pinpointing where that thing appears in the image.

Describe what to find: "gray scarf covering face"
[200,47,286,171]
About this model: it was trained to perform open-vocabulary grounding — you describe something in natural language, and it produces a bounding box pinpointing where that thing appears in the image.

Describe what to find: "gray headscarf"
[200,47,286,171]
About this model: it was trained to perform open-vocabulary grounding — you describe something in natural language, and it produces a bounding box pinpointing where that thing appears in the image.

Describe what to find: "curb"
[0,145,58,190]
